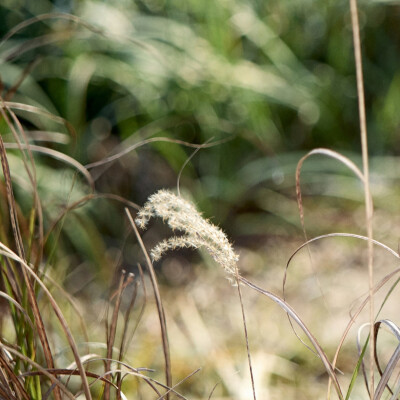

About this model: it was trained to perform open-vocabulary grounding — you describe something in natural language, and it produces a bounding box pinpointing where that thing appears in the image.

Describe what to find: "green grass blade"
[346,335,369,400]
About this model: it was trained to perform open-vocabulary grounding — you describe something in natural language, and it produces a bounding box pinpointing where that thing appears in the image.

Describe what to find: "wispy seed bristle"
[135,189,239,275]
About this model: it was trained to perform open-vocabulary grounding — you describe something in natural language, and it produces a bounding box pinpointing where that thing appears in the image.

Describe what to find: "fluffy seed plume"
[135,189,239,275]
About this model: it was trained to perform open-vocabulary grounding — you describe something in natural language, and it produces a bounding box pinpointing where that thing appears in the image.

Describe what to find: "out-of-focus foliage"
[1,0,400,250]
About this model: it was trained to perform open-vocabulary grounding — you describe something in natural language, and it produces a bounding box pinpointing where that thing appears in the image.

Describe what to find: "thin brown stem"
[125,209,172,400]
[235,268,257,400]
[349,1,374,398]
[105,271,126,400]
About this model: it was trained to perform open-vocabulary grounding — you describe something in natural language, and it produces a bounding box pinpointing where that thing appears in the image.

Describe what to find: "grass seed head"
[135,189,239,274]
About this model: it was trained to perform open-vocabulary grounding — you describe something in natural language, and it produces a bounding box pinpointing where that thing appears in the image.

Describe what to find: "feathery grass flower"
[135,189,239,275]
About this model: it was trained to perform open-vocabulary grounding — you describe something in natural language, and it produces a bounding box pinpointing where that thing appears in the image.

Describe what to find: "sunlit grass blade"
[346,334,369,400]
[4,143,94,190]
[374,320,400,399]
[239,275,344,400]
[295,148,365,240]
[349,0,375,396]
[104,270,131,400]
[3,101,76,140]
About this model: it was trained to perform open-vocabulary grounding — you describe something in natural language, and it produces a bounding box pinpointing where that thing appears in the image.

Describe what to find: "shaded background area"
[2,0,400,398]
[2,0,400,233]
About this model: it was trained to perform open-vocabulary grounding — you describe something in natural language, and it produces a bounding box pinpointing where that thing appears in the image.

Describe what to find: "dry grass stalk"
[105,270,135,400]
[104,271,126,400]
[349,0,375,397]
[126,208,172,400]
[0,133,63,400]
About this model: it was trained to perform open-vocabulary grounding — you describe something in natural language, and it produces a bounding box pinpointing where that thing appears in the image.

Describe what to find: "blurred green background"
[2,1,400,398]
[3,0,400,298]
[2,0,400,242]
[1,4,399,190]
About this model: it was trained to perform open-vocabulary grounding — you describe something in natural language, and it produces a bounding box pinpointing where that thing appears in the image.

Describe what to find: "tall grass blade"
[234,269,257,400]
[154,368,201,400]
[176,137,214,196]
[0,291,34,329]
[105,270,126,400]
[125,208,172,400]
[374,320,400,399]
[346,334,369,400]
[239,275,344,400]
[349,1,375,396]
[118,272,136,361]
[123,263,147,360]
[3,101,76,140]
[295,148,365,241]
[4,142,94,190]
[85,136,224,180]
